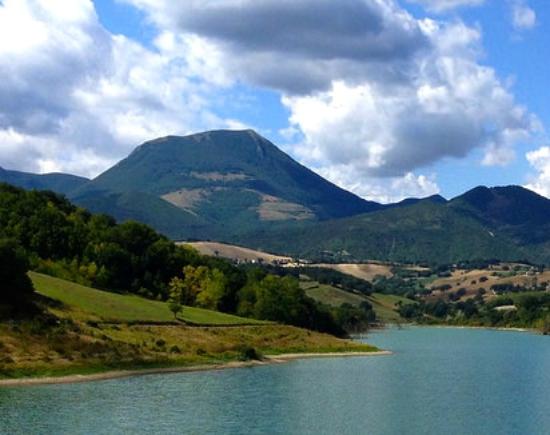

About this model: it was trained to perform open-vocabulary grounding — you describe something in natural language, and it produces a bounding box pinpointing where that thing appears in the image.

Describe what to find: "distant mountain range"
[0,166,89,195]
[2,129,550,264]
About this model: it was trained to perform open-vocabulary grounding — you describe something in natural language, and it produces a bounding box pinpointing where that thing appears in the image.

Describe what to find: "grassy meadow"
[31,272,265,326]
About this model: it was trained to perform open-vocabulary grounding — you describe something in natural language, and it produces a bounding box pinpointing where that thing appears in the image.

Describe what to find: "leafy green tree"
[196,268,227,310]
[180,265,209,305]
[167,278,184,320]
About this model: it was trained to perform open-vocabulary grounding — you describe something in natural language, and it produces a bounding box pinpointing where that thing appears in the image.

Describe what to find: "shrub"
[155,339,166,348]
[238,346,262,361]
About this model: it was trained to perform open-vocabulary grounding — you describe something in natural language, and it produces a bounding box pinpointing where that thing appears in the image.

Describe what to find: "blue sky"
[1,0,549,202]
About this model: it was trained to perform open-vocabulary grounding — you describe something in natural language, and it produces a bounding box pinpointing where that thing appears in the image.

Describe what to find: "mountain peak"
[72,129,381,239]
[451,184,550,227]
[132,129,277,162]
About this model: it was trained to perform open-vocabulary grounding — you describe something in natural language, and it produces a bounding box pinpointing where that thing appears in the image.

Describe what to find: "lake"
[1,327,549,435]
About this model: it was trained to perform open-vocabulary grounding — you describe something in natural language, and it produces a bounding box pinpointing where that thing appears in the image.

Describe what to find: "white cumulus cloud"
[0,0,541,203]
[0,0,234,177]
[124,0,537,201]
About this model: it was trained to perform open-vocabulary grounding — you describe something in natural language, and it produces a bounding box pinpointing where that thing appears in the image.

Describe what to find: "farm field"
[301,281,368,307]
[307,263,393,281]
[184,241,292,264]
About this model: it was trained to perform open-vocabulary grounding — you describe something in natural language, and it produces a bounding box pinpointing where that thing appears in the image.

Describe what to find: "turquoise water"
[1,327,549,434]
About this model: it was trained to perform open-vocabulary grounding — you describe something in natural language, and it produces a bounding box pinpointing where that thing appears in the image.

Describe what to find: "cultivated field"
[308,263,393,281]
[184,241,292,264]
[301,281,368,307]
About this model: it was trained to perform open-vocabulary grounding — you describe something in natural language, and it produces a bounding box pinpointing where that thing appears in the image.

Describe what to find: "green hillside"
[0,272,376,380]
[450,185,550,245]
[72,190,209,240]
[31,272,263,326]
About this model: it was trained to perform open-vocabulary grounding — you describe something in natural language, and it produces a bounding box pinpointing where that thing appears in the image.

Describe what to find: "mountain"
[234,185,550,265]
[234,200,527,264]
[70,130,381,238]
[449,186,550,245]
[0,167,89,195]
[3,131,550,265]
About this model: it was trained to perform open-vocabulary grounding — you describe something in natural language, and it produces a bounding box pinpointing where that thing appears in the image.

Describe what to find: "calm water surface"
[1,327,549,435]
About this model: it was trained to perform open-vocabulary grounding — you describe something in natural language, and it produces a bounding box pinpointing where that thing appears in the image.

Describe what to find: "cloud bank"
[0,0,232,176]
[125,0,536,200]
[0,0,542,202]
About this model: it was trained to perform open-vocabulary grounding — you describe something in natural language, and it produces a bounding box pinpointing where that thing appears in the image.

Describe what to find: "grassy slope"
[302,282,368,307]
[300,279,414,323]
[368,293,415,323]
[31,272,264,326]
[0,274,377,379]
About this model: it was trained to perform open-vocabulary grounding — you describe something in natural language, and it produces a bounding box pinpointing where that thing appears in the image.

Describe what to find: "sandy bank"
[0,351,391,387]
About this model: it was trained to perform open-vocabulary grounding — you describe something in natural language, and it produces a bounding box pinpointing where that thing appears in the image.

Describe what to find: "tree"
[196,268,227,310]
[181,265,209,305]
[167,277,183,320]
[0,239,34,307]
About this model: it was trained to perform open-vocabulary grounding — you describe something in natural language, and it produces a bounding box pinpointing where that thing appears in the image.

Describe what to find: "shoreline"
[0,351,391,388]
[412,324,532,333]
[377,323,535,333]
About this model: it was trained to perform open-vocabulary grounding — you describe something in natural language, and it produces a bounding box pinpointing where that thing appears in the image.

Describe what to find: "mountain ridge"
[0,166,89,195]
[2,130,550,264]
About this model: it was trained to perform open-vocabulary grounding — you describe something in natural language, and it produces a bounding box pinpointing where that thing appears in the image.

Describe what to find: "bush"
[155,339,166,348]
[238,346,262,361]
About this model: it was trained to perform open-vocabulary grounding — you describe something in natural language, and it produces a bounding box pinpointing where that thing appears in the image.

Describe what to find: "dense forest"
[0,183,352,335]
